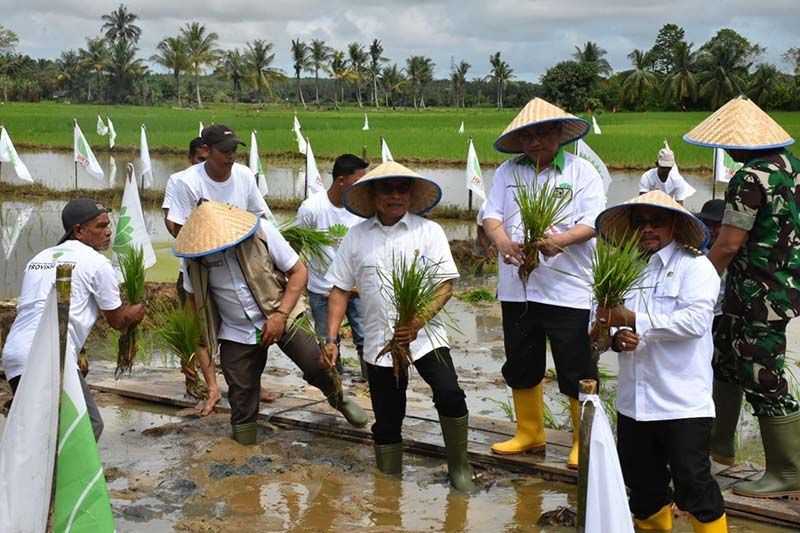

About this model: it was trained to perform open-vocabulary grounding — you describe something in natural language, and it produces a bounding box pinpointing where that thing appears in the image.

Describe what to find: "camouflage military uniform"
[714,150,800,417]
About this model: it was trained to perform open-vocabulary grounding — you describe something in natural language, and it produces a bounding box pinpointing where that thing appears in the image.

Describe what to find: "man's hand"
[497,238,524,266]
[597,305,636,328]
[261,313,287,346]
[322,342,338,369]
[613,330,640,352]
[393,317,424,344]
[536,233,565,258]
[130,303,146,326]
[198,385,221,416]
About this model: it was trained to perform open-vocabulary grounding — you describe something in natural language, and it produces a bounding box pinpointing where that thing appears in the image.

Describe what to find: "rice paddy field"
[2,102,800,169]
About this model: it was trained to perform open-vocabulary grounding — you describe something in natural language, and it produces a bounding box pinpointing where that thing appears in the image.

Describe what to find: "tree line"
[0,6,798,112]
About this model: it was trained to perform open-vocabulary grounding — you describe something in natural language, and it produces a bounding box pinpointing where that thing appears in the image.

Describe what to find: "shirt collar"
[651,240,680,267]
[369,212,411,229]
[515,146,567,174]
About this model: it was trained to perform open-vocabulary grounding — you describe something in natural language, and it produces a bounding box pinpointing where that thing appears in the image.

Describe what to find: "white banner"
[1,203,33,260]
[74,121,104,180]
[250,131,268,196]
[576,139,611,194]
[96,115,109,136]
[465,139,486,203]
[305,138,325,197]
[0,127,33,183]
[714,148,743,183]
[381,137,394,163]
[112,163,156,276]
[107,117,116,149]
[362,113,370,131]
[592,115,602,135]
[293,114,307,155]
[198,121,204,137]
[458,121,464,135]
[139,125,152,189]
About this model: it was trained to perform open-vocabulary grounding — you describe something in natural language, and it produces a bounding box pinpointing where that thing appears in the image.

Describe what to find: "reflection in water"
[370,474,403,530]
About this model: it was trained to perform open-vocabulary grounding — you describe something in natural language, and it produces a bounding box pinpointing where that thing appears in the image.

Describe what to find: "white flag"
[112,163,156,276]
[305,138,325,197]
[107,117,116,149]
[465,139,486,203]
[139,125,152,189]
[198,121,204,137]
[250,131,268,196]
[381,137,394,163]
[108,155,117,188]
[96,115,108,136]
[458,121,464,135]
[1,203,33,260]
[0,127,33,183]
[362,113,370,131]
[592,115,602,135]
[73,121,104,180]
[576,139,611,194]
[714,148,743,183]
[293,115,307,155]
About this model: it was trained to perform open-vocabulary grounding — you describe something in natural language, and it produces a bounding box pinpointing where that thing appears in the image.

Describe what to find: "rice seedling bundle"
[280,222,348,271]
[158,307,208,400]
[116,245,145,378]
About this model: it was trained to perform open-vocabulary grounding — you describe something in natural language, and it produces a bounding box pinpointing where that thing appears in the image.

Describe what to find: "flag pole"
[73,119,78,190]
[712,149,717,200]
[467,137,473,212]
[304,137,310,200]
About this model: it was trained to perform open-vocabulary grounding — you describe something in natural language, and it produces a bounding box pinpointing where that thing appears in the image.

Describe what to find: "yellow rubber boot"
[567,397,580,470]
[690,513,728,532]
[491,385,546,455]
[634,504,673,531]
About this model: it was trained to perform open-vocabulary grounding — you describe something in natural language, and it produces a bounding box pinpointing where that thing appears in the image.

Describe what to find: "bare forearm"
[326,287,350,339]
[556,224,595,247]
[278,263,307,314]
[419,281,454,324]
[483,218,509,247]
[708,225,749,275]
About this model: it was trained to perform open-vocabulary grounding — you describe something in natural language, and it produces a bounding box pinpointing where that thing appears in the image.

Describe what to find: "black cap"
[696,199,725,224]
[200,124,245,152]
[58,198,110,244]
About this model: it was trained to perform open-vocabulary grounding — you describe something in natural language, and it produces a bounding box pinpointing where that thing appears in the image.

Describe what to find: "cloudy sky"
[5,0,799,80]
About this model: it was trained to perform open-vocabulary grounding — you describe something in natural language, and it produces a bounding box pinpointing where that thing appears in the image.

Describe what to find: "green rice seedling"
[116,245,145,378]
[280,222,348,271]
[456,287,495,303]
[485,397,515,421]
[158,307,208,400]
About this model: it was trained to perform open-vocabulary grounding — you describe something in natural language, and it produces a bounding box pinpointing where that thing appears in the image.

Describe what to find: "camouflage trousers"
[713,314,800,417]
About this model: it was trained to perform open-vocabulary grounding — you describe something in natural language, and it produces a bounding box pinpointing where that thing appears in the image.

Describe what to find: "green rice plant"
[485,397,515,421]
[513,173,570,282]
[456,287,495,303]
[116,245,145,378]
[158,307,208,400]
[280,222,348,271]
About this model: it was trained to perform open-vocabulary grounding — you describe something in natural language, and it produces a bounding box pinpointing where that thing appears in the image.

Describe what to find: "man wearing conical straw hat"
[175,201,368,445]
[482,97,606,469]
[684,95,800,499]
[593,190,727,532]
[638,140,696,204]
[325,161,476,491]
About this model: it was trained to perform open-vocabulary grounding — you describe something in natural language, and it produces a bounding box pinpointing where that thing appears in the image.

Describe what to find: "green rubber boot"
[710,379,743,466]
[375,442,403,475]
[439,415,477,492]
[310,369,369,428]
[733,411,800,499]
[232,422,257,445]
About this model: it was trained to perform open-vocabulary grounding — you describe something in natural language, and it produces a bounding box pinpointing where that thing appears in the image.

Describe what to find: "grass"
[455,287,495,303]
[3,102,800,169]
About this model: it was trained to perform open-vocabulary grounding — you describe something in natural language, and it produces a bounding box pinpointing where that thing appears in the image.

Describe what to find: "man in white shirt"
[325,161,475,492]
[639,141,696,204]
[2,198,145,440]
[482,98,605,469]
[297,154,368,379]
[592,191,726,532]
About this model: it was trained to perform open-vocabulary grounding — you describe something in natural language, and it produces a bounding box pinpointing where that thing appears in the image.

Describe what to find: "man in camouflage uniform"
[685,96,800,499]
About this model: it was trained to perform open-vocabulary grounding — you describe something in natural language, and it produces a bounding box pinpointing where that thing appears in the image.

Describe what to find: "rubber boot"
[710,379,742,466]
[733,411,800,499]
[439,415,477,492]
[633,504,673,531]
[375,442,403,475]
[491,385,546,455]
[690,513,728,532]
[567,397,580,470]
[310,369,369,428]
[232,422,257,445]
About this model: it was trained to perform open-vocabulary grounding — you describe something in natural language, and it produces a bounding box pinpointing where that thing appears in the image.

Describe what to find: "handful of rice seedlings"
[513,174,570,282]
[280,222,348,271]
[116,245,145,378]
[158,307,208,400]
[590,231,648,356]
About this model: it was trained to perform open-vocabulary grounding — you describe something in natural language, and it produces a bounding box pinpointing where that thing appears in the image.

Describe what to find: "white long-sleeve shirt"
[615,241,719,421]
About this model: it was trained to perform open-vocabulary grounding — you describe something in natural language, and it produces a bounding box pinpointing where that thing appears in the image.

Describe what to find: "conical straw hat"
[344,160,442,218]
[495,97,590,153]
[595,190,708,250]
[175,201,258,258]
[683,96,794,150]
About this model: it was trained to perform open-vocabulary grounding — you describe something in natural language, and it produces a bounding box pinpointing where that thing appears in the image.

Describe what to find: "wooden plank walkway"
[90,375,800,529]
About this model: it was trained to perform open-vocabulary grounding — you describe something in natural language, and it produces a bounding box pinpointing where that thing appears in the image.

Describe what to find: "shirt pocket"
[652,275,680,315]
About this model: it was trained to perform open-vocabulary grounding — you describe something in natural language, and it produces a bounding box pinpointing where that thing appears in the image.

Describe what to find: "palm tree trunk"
[195,68,202,108]
[373,76,379,108]
[315,69,320,106]
[297,76,307,108]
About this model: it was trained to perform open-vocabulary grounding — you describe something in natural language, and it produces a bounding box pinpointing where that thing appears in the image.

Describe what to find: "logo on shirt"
[554,182,573,201]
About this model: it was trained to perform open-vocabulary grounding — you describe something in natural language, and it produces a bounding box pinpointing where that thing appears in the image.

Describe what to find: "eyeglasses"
[631,214,672,228]
[375,181,412,195]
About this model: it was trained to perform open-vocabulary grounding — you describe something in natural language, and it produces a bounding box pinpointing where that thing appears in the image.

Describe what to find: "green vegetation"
[116,245,145,378]
[158,307,208,400]
[456,287,495,304]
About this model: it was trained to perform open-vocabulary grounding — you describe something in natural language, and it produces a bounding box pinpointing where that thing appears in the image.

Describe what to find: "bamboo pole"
[576,378,597,532]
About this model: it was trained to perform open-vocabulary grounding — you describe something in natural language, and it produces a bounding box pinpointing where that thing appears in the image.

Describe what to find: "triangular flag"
[1,203,33,260]
[106,117,116,149]
[139,125,152,189]
[592,115,602,135]
[362,113,370,131]
[458,121,464,135]
[73,121,104,180]
[249,131,268,196]
[576,139,612,194]
[465,139,486,203]
[381,137,394,163]
[293,115,307,155]
[305,138,325,197]
[108,155,117,188]
[112,163,156,277]
[0,126,33,183]
[198,121,204,137]
[714,148,743,183]
[96,115,108,136]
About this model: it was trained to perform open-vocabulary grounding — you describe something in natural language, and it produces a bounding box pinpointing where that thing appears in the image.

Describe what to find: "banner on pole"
[305,138,325,197]
[714,148,743,183]
[381,138,394,163]
[0,126,33,182]
[465,139,486,203]
[74,122,104,180]
[112,163,156,277]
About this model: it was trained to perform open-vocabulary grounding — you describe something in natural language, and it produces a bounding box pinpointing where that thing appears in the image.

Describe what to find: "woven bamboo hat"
[595,191,708,250]
[343,161,442,218]
[174,201,258,258]
[684,96,794,150]
[494,97,590,153]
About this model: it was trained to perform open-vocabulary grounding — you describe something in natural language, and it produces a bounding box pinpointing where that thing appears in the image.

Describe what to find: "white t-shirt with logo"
[162,170,186,211]
[639,167,696,202]
[2,240,122,380]
[296,190,365,295]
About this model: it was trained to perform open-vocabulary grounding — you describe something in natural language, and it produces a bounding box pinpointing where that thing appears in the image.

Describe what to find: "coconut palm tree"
[56,50,82,100]
[309,39,332,105]
[450,60,470,108]
[101,4,141,44]
[381,64,405,108]
[749,64,779,107]
[573,41,612,77]
[151,36,190,106]
[665,41,698,109]
[347,42,368,107]
[180,22,220,108]
[697,43,749,109]
[290,39,310,108]
[330,50,349,106]
[368,39,388,108]
[488,52,513,109]
[220,49,245,102]
[245,39,284,102]
[622,49,656,107]
[108,40,146,103]
[405,55,434,109]
[79,37,110,102]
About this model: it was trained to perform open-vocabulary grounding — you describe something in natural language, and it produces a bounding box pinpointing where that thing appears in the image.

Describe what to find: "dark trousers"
[220,321,331,426]
[366,348,467,445]
[617,413,725,523]
[501,301,597,398]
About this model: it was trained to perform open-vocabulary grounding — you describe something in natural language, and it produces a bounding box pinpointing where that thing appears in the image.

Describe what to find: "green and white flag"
[305,138,325,197]
[112,163,156,277]
[293,114,307,154]
[249,130,268,196]
[714,148,743,183]
[106,117,116,149]
[0,126,33,182]
[73,121,104,180]
[381,137,394,163]
[465,138,485,203]
[96,115,108,136]
[1,203,33,260]
[139,124,153,189]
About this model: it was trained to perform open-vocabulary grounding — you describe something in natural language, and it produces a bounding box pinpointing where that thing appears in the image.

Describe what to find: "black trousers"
[500,301,597,398]
[366,348,467,445]
[617,413,725,523]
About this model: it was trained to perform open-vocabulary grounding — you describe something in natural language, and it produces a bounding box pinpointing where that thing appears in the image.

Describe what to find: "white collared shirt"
[639,167,696,202]
[326,213,459,367]
[615,241,719,421]
[296,190,365,295]
[482,152,606,308]
[182,219,299,345]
